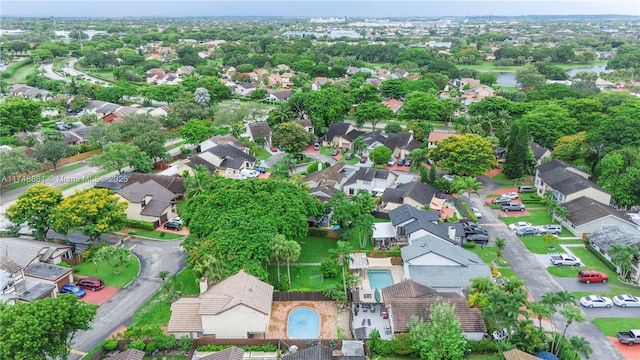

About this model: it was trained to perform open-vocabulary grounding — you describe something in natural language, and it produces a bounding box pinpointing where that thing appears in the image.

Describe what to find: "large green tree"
[0,97,43,136]
[183,178,321,280]
[180,119,214,145]
[34,135,71,171]
[399,91,444,123]
[354,101,394,131]
[0,294,96,360]
[595,147,640,207]
[289,86,351,133]
[503,121,534,179]
[6,184,62,240]
[519,103,578,149]
[428,134,497,176]
[0,148,42,180]
[409,302,467,360]
[89,142,140,174]
[370,145,393,165]
[271,122,314,156]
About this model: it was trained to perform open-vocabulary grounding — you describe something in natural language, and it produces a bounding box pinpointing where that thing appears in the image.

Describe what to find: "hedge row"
[197,344,277,352]
[124,219,156,231]
[586,244,617,272]
[308,228,329,237]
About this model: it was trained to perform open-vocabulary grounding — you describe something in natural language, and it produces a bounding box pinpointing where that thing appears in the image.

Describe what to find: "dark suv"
[164,221,183,230]
[492,197,512,205]
[501,202,525,212]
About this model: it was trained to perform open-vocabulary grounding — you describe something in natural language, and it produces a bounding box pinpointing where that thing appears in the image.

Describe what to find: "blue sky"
[2,0,639,17]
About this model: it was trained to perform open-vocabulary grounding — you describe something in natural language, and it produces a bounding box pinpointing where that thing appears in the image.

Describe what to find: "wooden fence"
[188,338,347,359]
[272,291,331,302]
[1,149,101,184]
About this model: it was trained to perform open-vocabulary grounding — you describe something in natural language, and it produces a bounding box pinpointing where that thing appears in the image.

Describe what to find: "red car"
[76,277,105,291]
[359,156,367,163]
[269,146,278,152]
[578,270,608,283]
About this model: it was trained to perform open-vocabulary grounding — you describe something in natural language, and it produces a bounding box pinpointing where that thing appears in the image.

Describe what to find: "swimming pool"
[287,307,320,339]
[368,269,394,290]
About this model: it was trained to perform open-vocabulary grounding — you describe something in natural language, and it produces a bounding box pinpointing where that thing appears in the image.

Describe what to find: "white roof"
[373,222,395,240]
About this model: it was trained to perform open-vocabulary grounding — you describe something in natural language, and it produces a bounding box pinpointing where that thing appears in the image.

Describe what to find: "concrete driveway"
[473,174,624,360]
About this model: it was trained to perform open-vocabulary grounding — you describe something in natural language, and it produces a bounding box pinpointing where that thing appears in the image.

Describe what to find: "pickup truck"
[617,329,640,345]
[550,254,581,266]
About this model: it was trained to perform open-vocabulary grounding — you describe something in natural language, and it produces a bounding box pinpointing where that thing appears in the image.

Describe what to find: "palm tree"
[268,102,295,126]
[280,153,296,176]
[528,301,553,329]
[270,234,288,283]
[459,176,482,200]
[469,276,495,295]
[194,87,211,108]
[542,234,559,250]
[407,148,428,169]
[283,239,301,290]
[554,305,586,355]
[569,336,593,359]
[184,165,214,200]
[608,244,639,280]
[495,238,506,253]
[352,136,367,155]
[193,254,227,286]
[495,110,511,132]
[329,241,354,297]
[353,214,375,249]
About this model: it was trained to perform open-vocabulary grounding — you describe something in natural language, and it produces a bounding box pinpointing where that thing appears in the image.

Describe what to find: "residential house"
[61,130,85,145]
[200,135,248,153]
[95,172,185,199]
[149,105,171,117]
[274,64,291,72]
[382,280,486,340]
[235,83,256,97]
[283,345,332,360]
[167,270,273,339]
[384,132,422,160]
[534,160,611,205]
[177,66,195,76]
[401,236,492,292]
[0,238,73,268]
[145,53,164,62]
[562,197,636,237]
[1,257,56,304]
[383,99,404,113]
[588,225,640,285]
[391,69,408,79]
[266,90,292,101]
[23,262,73,293]
[343,167,396,197]
[177,144,256,178]
[365,78,382,87]
[247,122,272,145]
[502,349,542,360]
[459,78,481,90]
[82,100,123,118]
[323,122,365,150]
[279,72,294,87]
[380,181,437,211]
[427,132,460,149]
[311,77,333,91]
[295,119,315,134]
[529,142,551,165]
[10,85,51,100]
[361,131,387,153]
[461,85,495,104]
[198,347,244,360]
[303,162,346,189]
[116,180,177,226]
[373,204,464,248]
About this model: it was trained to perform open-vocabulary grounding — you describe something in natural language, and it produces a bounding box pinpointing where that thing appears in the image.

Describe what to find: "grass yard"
[132,268,199,326]
[176,201,187,215]
[73,256,140,288]
[8,62,37,84]
[466,245,503,265]
[60,169,112,190]
[518,236,583,254]
[123,227,185,240]
[297,236,338,263]
[593,318,640,337]
[267,264,341,291]
[501,210,554,225]
[492,172,519,186]
[255,148,272,160]
[571,285,640,300]
[350,228,376,251]
[320,147,337,157]
[0,162,85,192]
[546,247,625,285]
[341,154,361,165]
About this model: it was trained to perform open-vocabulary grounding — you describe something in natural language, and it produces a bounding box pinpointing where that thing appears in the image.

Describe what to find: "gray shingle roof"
[117,180,176,203]
[381,188,404,204]
[565,197,629,226]
[384,132,421,152]
[249,122,272,139]
[283,345,332,360]
[529,142,550,161]
[344,167,390,186]
[185,156,218,173]
[539,167,606,197]
[207,144,256,170]
[103,350,145,360]
[588,225,640,252]
[0,238,72,268]
[388,204,460,241]
[362,130,387,146]
[303,162,345,187]
[23,263,71,281]
[324,122,353,142]
[393,182,436,206]
[199,347,245,360]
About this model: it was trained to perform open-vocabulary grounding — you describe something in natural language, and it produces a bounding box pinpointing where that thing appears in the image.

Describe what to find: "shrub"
[178,335,192,352]
[585,244,617,271]
[103,339,118,351]
[127,339,146,351]
[385,249,401,257]
[124,219,156,231]
[156,334,177,350]
[197,344,277,352]
[145,341,158,353]
[308,228,328,237]
[306,161,320,174]
[462,242,477,249]
[321,257,340,279]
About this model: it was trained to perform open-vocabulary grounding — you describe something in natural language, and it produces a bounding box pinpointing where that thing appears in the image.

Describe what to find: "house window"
[141,199,146,208]
[398,226,406,236]
[349,188,355,195]
[364,180,371,185]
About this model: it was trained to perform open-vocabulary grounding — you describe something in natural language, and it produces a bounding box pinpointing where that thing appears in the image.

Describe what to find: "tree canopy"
[271,122,314,155]
[6,184,62,240]
[428,134,497,176]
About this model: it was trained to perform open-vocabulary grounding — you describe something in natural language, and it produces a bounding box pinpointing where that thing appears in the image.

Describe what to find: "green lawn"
[73,256,140,288]
[593,318,640,337]
[60,169,113,190]
[350,228,376,252]
[267,264,341,291]
[1,162,85,192]
[466,245,502,265]
[123,228,185,240]
[132,268,199,326]
[546,247,625,285]
[341,154,361,165]
[8,63,37,84]
[297,236,338,263]
[166,140,187,150]
[518,236,583,254]
[501,210,554,225]
[491,172,519,186]
[255,149,272,160]
[320,147,336,157]
[571,286,640,300]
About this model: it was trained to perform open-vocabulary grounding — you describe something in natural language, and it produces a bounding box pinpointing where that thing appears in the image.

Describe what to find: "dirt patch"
[267,301,338,339]
[607,336,638,360]
[485,168,502,177]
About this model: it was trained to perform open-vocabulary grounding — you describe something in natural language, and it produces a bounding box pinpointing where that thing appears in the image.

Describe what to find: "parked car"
[168,216,182,225]
[60,284,86,298]
[256,167,267,174]
[442,174,455,181]
[613,295,640,308]
[516,227,539,236]
[578,270,608,283]
[331,149,339,156]
[617,329,640,345]
[464,226,488,236]
[240,169,260,178]
[501,203,525,212]
[492,197,512,205]
[540,224,562,235]
[501,192,519,199]
[397,158,405,166]
[313,143,320,150]
[343,153,353,160]
[580,295,613,308]
[508,221,532,231]
[269,146,278,152]
[470,207,482,219]
[550,254,581,266]
[404,159,412,167]
[466,233,489,244]
[388,157,397,166]
[76,277,105,291]
[518,185,536,193]
[359,156,367,163]
[164,221,183,231]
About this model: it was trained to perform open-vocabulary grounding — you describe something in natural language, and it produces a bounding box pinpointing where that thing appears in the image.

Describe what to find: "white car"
[580,295,613,308]
[442,175,455,181]
[470,207,482,219]
[508,221,533,231]
[501,192,519,199]
[169,216,182,225]
[613,294,640,307]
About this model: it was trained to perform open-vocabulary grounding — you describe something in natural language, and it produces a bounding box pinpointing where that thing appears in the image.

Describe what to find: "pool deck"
[351,303,394,340]
[361,257,404,290]
[267,301,337,339]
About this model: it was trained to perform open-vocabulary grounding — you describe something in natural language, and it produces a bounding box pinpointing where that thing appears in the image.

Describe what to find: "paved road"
[473,175,623,360]
[39,63,66,81]
[65,234,187,359]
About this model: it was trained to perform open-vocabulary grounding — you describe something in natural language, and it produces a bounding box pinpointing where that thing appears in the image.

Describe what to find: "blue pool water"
[287,307,320,339]
[368,269,394,290]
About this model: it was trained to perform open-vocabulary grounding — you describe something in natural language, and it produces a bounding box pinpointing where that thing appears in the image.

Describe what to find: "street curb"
[122,253,142,290]
[112,231,187,242]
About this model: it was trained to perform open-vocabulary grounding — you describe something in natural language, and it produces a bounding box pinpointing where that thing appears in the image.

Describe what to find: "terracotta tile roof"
[388,297,486,333]
[167,297,203,332]
[428,132,460,143]
[199,347,245,360]
[200,269,273,315]
[503,349,541,360]
[105,349,145,360]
